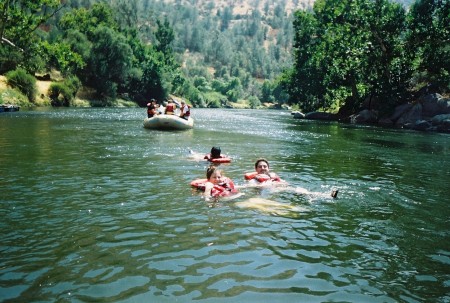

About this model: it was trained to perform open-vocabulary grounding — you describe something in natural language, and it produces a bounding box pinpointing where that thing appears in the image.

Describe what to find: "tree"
[0,0,64,73]
[155,18,175,56]
[261,80,275,102]
[406,0,450,91]
[87,26,133,101]
[0,0,62,48]
[284,0,411,113]
[39,40,85,75]
[220,7,233,31]
[59,2,118,39]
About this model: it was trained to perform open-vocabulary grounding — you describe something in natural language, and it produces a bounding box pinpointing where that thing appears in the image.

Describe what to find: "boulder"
[362,95,381,110]
[378,117,394,127]
[291,111,305,119]
[304,112,337,121]
[395,103,422,126]
[350,109,378,124]
[419,93,450,118]
[412,120,432,131]
[390,103,413,122]
[431,114,450,125]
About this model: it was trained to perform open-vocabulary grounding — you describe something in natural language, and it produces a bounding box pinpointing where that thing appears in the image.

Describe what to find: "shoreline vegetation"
[0,74,275,110]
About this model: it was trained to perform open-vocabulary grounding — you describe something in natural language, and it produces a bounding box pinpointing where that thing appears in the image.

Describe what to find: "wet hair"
[254,158,269,169]
[211,146,221,158]
[206,165,221,180]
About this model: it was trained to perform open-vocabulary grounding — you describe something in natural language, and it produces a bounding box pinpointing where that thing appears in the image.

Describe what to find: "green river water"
[0,108,449,302]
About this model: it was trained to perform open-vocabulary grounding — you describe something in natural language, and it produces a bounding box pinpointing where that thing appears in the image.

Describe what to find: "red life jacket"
[244,172,281,183]
[191,177,237,197]
[147,104,156,116]
[165,103,175,114]
[204,154,231,163]
[210,177,237,197]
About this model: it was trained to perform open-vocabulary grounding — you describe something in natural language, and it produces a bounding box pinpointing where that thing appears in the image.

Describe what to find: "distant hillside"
[162,0,315,15]
[141,0,309,82]
[142,0,412,82]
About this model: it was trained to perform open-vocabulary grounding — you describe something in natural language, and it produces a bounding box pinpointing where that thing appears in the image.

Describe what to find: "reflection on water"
[0,108,449,302]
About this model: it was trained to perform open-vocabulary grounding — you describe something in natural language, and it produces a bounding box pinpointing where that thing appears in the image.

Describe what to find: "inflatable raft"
[143,115,194,130]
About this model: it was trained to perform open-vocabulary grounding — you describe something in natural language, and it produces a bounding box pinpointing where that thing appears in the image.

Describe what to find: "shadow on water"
[364,138,408,149]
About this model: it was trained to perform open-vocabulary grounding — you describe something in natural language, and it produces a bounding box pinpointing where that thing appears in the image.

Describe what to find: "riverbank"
[0,75,274,110]
[0,75,136,108]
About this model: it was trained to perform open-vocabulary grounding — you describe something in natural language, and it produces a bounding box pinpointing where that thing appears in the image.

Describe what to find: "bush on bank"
[5,69,37,103]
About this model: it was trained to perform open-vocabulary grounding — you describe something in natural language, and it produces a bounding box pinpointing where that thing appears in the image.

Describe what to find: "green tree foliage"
[139,0,295,107]
[86,26,133,101]
[284,0,447,114]
[155,18,175,57]
[55,2,180,103]
[0,0,63,73]
[48,76,81,106]
[261,80,274,103]
[284,0,415,113]
[39,40,85,75]
[59,2,118,39]
[219,7,233,32]
[406,0,450,90]
[248,95,261,108]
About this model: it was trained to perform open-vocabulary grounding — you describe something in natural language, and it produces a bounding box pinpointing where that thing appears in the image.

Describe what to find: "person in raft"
[204,165,239,201]
[164,99,177,115]
[146,99,158,118]
[245,158,339,198]
[179,100,191,120]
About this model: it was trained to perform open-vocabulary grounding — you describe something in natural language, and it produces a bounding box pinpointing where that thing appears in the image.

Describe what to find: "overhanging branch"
[1,36,23,51]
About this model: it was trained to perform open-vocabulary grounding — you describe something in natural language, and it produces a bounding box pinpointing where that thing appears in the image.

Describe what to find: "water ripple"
[1,108,448,302]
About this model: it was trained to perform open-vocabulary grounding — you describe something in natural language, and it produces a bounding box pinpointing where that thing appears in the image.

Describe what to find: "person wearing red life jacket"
[179,100,191,120]
[245,158,283,184]
[204,165,239,201]
[245,158,339,198]
[164,99,176,115]
[146,99,157,118]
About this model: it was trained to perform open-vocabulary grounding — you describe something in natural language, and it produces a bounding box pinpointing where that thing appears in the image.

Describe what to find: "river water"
[1,108,449,302]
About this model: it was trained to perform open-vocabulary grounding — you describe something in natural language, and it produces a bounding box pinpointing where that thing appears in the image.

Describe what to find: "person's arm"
[204,182,213,201]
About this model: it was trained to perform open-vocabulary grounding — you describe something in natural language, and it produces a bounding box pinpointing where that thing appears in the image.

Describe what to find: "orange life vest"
[191,177,237,197]
[165,103,175,114]
[244,172,281,183]
[204,154,231,163]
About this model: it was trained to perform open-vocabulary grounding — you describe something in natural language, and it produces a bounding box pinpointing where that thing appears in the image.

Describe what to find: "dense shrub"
[48,76,81,106]
[248,95,261,109]
[5,68,37,103]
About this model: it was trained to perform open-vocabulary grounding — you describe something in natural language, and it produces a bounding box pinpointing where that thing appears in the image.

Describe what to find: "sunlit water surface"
[1,108,449,302]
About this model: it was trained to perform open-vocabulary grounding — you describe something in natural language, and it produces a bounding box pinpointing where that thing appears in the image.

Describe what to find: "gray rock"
[390,103,412,122]
[431,114,450,125]
[291,111,305,119]
[350,109,378,123]
[412,120,432,131]
[304,112,337,121]
[420,93,450,118]
[378,117,394,126]
[396,103,422,126]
